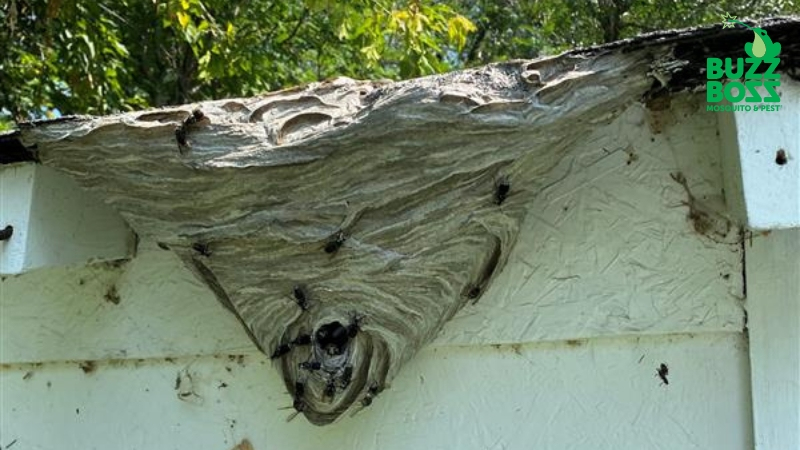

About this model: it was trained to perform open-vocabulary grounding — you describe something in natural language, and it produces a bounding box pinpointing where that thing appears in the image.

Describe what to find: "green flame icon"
[723,14,781,60]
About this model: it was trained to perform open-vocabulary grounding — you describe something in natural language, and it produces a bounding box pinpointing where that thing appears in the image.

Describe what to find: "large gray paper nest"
[18,17,799,425]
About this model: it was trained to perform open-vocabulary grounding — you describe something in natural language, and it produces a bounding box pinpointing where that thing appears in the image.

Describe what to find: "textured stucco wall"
[0,93,752,449]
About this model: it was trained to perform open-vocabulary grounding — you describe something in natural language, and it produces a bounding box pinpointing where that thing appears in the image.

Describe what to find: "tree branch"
[279,7,308,47]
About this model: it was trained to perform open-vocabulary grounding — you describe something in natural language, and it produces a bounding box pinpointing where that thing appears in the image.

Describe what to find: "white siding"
[0,93,760,450]
[1,334,751,450]
[729,78,800,229]
[746,228,800,450]
[0,164,134,275]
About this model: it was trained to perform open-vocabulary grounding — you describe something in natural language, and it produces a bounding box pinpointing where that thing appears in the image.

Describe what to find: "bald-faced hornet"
[293,285,310,311]
[463,236,501,304]
[324,378,336,399]
[339,366,353,388]
[175,127,188,150]
[175,109,206,153]
[191,242,212,257]
[776,149,788,166]
[186,109,205,126]
[293,381,306,411]
[324,230,347,254]
[465,284,481,300]
[299,361,321,371]
[361,383,381,407]
[494,176,511,205]
[0,225,14,241]
[292,334,312,346]
[656,363,669,385]
[283,380,307,422]
[346,313,364,338]
[272,332,312,359]
[271,343,292,359]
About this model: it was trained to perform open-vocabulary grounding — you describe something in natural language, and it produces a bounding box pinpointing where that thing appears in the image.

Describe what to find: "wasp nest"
[20,46,655,424]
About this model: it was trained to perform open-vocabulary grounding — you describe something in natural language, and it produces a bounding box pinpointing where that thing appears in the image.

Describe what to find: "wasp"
[191,242,212,257]
[292,334,312,346]
[186,109,205,126]
[465,284,481,300]
[293,285,310,311]
[656,363,669,385]
[346,313,364,338]
[494,176,511,205]
[283,380,307,422]
[464,236,501,304]
[776,149,788,165]
[293,381,306,411]
[339,366,353,388]
[324,378,336,399]
[299,361,321,371]
[175,127,188,150]
[175,109,206,153]
[271,343,292,360]
[0,225,13,241]
[324,230,347,254]
[361,383,381,407]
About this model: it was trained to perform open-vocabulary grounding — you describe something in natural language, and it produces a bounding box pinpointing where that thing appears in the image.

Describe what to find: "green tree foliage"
[1,0,797,130]
[0,0,474,127]
[458,0,799,66]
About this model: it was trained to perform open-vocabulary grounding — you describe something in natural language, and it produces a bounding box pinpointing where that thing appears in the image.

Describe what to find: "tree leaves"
[1,0,797,130]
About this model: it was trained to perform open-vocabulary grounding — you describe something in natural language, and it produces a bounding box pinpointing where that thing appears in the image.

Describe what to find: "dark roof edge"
[567,16,798,56]
[0,130,38,164]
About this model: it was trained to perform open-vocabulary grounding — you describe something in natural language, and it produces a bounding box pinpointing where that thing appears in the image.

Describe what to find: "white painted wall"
[0,164,35,274]
[746,228,800,450]
[0,242,253,364]
[0,93,768,450]
[728,78,800,230]
[1,334,751,450]
[0,164,134,275]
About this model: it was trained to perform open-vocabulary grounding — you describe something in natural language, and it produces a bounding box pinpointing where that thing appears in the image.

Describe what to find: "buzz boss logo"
[706,16,782,111]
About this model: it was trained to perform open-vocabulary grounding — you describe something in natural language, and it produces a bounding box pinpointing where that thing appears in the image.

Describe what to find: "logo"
[707,14,782,112]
